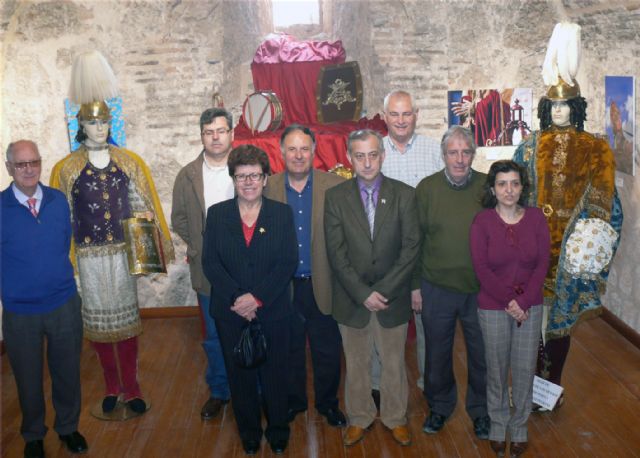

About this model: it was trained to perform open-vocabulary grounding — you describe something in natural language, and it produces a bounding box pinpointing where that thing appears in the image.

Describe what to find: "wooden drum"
[242,91,283,133]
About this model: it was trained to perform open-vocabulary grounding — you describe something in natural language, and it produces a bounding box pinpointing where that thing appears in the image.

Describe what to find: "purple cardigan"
[470,207,550,311]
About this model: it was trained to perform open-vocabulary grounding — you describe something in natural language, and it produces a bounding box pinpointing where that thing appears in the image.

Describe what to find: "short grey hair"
[440,126,476,157]
[6,140,39,162]
[383,89,413,112]
[347,129,385,155]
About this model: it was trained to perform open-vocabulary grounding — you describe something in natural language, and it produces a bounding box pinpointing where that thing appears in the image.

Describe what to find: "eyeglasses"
[234,173,264,182]
[10,159,42,170]
[202,128,231,137]
[351,151,380,163]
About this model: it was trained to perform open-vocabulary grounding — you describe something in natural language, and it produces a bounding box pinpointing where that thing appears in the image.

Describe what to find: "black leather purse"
[233,319,267,368]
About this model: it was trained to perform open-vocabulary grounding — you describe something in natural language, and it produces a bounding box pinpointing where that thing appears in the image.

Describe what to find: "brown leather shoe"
[490,440,506,456]
[391,425,412,446]
[200,397,228,420]
[510,441,528,457]
[343,425,366,446]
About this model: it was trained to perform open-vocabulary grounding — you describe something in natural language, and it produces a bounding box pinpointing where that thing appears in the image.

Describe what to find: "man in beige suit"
[325,129,420,447]
[264,124,346,427]
[171,108,233,420]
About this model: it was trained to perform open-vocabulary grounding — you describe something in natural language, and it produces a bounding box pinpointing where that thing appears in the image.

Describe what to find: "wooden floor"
[2,315,640,458]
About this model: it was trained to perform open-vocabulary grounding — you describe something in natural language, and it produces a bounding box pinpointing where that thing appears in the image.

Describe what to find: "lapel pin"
[259,227,266,234]
[381,198,386,204]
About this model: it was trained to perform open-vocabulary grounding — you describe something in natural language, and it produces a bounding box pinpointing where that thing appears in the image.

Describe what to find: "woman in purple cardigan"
[470,160,550,457]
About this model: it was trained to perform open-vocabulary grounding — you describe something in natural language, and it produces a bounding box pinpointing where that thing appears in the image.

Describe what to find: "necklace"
[84,144,109,151]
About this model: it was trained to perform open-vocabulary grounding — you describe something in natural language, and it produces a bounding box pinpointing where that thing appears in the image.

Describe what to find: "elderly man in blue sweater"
[2,140,88,458]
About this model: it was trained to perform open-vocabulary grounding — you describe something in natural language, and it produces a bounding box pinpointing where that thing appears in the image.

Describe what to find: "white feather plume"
[69,50,119,105]
[541,23,581,86]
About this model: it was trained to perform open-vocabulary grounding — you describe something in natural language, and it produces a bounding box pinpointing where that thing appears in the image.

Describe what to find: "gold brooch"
[542,204,554,217]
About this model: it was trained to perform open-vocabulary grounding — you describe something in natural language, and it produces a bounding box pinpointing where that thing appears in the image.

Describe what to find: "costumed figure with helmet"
[50,51,174,418]
[513,23,623,406]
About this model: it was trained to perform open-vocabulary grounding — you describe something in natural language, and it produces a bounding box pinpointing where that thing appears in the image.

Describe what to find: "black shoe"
[371,389,381,411]
[241,439,260,455]
[473,415,490,440]
[318,407,346,427]
[201,397,229,420]
[58,431,88,454]
[422,412,447,434]
[269,439,288,454]
[127,398,147,414]
[24,440,44,458]
[102,395,118,413]
[287,407,306,423]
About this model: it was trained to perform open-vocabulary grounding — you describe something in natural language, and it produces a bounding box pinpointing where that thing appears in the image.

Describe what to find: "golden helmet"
[78,101,111,121]
[546,77,581,100]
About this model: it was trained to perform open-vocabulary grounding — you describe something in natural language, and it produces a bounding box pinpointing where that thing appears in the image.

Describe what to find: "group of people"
[2,83,620,458]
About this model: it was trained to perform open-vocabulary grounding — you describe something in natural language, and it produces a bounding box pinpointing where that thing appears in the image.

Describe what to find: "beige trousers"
[339,314,408,429]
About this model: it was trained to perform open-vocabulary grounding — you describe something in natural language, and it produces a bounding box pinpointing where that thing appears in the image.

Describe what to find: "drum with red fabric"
[242,92,283,133]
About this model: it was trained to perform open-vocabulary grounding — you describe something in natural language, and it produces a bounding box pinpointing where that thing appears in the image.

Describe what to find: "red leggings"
[92,336,142,401]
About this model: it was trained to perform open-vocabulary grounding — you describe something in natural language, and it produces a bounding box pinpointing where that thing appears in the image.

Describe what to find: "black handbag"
[233,319,267,368]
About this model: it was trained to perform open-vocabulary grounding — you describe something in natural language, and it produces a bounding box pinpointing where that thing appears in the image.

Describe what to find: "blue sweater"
[1,183,77,314]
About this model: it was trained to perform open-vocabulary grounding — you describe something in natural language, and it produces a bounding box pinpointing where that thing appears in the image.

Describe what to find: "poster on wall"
[448,88,533,148]
[605,76,635,176]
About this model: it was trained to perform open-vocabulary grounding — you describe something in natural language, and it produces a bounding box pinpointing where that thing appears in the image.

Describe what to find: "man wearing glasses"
[324,129,420,447]
[2,140,88,458]
[171,108,234,420]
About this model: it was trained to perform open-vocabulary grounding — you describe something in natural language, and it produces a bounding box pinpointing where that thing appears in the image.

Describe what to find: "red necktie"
[27,197,38,217]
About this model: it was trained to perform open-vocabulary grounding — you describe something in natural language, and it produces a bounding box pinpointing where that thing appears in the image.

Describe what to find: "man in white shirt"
[369,90,443,398]
[171,108,235,420]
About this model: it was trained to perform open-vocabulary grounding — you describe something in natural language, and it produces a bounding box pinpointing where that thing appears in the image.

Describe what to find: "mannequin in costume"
[513,23,622,399]
[50,51,174,415]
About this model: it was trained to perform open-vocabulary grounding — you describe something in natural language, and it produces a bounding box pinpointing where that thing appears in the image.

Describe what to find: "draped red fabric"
[233,115,388,174]
[253,35,346,64]
[250,61,337,126]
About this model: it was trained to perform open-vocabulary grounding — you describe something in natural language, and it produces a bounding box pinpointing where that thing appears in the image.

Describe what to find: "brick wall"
[1,0,638,331]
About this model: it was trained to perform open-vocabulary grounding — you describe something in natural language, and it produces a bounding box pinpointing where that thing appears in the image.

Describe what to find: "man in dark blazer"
[264,124,346,428]
[324,129,420,447]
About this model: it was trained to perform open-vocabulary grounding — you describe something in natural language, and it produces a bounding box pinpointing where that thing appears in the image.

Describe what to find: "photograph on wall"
[448,88,533,147]
[65,96,126,152]
[605,76,635,176]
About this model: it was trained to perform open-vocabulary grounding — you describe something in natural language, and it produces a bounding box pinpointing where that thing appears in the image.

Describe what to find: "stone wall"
[330,0,640,332]
[1,0,639,333]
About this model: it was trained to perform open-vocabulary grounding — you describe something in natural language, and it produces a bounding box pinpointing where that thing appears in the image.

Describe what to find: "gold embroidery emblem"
[322,78,356,111]
[102,192,109,200]
[106,233,114,242]
[99,173,106,181]
[84,236,91,243]
[104,211,111,220]
[86,169,93,176]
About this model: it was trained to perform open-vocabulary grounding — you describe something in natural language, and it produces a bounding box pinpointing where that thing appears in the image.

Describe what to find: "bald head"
[6,140,39,162]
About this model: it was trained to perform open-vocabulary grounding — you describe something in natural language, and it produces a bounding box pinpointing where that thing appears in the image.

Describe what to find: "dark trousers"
[216,315,291,443]
[3,294,83,441]
[420,280,487,419]
[288,277,342,413]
